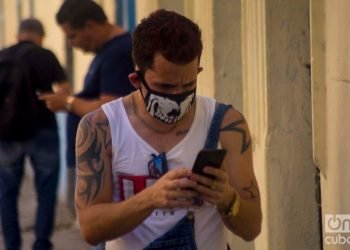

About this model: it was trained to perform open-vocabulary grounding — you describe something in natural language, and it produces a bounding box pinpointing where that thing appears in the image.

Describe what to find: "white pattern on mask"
[147,93,195,123]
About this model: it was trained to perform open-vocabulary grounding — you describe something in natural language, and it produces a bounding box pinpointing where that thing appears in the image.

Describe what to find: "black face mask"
[136,71,196,124]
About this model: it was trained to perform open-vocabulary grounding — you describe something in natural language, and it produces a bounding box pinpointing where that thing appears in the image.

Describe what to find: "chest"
[132,121,191,153]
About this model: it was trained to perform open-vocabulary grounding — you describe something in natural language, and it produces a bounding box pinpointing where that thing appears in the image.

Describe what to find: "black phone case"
[192,149,226,179]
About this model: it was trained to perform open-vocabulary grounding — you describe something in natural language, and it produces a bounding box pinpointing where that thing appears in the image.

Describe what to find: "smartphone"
[192,149,227,179]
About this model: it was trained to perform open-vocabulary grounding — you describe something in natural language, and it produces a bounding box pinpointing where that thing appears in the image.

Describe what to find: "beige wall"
[1,0,67,79]
[34,0,67,69]
[3,0,19,47]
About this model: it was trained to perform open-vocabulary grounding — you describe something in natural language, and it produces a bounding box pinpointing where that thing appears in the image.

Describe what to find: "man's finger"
[202,167,227,182]
[166,167,192,180]
[166,178,197,190]
[38,92,55,100]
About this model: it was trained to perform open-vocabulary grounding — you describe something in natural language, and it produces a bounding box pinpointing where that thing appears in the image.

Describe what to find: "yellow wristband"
[231,190,240,216]
[221,189,240,217]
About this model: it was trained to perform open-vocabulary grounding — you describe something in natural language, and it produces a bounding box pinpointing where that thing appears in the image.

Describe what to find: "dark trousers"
[0,128,59,250]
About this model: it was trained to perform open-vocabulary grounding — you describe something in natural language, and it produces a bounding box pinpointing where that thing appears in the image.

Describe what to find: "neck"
[18,33,42,46]
[98,24,125,49]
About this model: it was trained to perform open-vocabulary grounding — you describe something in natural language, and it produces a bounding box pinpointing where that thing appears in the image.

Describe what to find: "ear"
[128,72,142,89]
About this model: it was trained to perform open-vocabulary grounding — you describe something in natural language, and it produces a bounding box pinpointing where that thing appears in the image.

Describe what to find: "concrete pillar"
[311,0,326,177]
[213,0,243,109]
[241,1,268,249]
[315,0,350,249]
[190,0,214,97]
[213,1,247,248]
[242,0,320,249]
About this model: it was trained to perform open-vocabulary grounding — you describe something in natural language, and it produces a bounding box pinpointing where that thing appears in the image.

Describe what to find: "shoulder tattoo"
[76,113,110,205]
[220,113,251,154]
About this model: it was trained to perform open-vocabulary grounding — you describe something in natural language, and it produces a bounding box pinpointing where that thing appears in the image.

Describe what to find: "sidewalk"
[0,173,91,250]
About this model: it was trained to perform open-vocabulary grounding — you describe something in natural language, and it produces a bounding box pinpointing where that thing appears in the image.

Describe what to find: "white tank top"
[102,96,227,250]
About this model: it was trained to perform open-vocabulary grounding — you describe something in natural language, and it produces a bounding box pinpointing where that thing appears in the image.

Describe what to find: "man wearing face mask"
[75,9,262,250]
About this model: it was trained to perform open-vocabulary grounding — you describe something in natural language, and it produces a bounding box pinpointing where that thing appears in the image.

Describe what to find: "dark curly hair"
[132,9,203,72]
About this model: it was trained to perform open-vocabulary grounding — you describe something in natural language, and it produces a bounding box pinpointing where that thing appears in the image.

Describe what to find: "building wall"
[312,0,350,249]
[213,1,247,249]
[213,0,243,109]
[266,0,319,248]
[243,0,320,249]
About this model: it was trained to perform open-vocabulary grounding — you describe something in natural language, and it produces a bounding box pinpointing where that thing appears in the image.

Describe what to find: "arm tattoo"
[242,180,259,199]
[76,114,91,148]
[76,113,110,204]
[96,119,112,148]
[220,114,251,154]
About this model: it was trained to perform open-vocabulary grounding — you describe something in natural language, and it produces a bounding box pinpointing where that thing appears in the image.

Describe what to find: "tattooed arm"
[76,109,154,245]
[219,107,262,240]
[192,106,262,241]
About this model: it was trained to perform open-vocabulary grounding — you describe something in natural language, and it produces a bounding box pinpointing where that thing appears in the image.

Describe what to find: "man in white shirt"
[74,9,262,250]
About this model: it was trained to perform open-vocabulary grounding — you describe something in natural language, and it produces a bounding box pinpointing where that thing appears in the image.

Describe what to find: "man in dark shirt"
[0,19,68,250]
[40,0,135,170]
[39,1,135,249]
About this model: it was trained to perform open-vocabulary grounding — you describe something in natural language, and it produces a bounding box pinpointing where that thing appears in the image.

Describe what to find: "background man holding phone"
[75,9,262,249]
[0,18,68,250]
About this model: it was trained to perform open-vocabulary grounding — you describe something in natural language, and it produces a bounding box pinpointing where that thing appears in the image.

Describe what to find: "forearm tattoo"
[220,114,251,154]
[242,180,260,199]
[76,113,110,205]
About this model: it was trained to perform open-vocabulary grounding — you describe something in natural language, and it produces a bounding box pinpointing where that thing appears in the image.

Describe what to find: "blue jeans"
[0,128,59,250]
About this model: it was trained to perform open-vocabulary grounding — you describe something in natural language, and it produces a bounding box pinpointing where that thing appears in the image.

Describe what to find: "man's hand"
[39,92,68,112]
[146,167,198,209]
[52,81,71,94]
[191,166,234,213]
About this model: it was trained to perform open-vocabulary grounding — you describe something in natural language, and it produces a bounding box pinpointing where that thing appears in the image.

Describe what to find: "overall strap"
[204,103,232,149]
